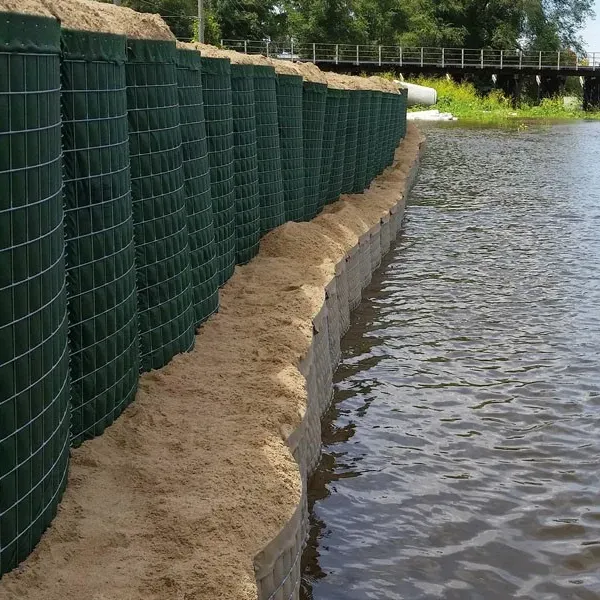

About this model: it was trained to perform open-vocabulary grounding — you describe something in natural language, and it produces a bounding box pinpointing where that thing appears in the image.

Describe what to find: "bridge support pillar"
[583,76,600,111]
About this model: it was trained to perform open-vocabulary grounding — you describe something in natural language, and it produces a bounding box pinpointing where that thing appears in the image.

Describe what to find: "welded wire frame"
[353,90,372,193]
[302,81,326,221]
[387,93,400,163]
[318,88,340,212]
[254,65,286,235]
[176,49,219,324]
[399,88,408,139]
[341,91,361,194]
[201,56,236,284]
[367,91,382,184]
[378,93,392,170]
[0,13,70,576]
[126,39,194,372]
[230,63,260,264]
[61,30,139,446]
[276,73,305,222]
[327,89,349,204]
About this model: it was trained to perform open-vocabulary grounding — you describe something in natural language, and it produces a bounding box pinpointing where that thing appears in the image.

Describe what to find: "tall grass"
[406,76,600,122]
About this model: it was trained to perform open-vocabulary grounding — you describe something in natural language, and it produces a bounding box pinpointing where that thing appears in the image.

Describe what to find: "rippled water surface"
[302,122,600,600]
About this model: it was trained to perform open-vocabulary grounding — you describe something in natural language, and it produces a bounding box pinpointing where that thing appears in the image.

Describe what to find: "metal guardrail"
[221,40,600,71]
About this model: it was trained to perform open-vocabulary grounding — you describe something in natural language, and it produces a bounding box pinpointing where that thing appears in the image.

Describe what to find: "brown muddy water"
[301,122,600,600]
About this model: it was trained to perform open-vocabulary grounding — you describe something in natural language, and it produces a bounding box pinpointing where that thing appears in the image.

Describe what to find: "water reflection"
[302,121,600,600]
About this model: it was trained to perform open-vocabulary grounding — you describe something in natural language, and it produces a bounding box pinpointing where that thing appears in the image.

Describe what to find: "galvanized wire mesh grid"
[327,89,349,204]
[176,49,219,325]
[230,63,261,265]
[61,29,139,446]
[399,88,408,138]
[384,94,397,165]
[379,93,392,170]
[301,82,326,221]
[254,65,286,235]
[367,91,382,183]
[126,39,194,372]
[318,88,340,212]
[276,74,304,223]
[353,90,372,193]
[341,91,361,194]
[201,56,236,285]
[0,13,70,576]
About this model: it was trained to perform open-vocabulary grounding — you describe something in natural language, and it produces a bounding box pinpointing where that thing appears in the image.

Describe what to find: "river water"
[301,121,600,600]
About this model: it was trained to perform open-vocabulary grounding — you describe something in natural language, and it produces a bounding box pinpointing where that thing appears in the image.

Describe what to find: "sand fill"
[0,0,53,16]
[188,42,272,66]
[2,126,424,600]
[40,0,175,39]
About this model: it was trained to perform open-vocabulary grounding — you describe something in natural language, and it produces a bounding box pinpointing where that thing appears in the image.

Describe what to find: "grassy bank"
[406,76,600,123]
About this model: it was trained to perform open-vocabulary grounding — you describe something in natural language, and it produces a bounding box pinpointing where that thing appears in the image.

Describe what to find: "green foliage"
[121,0,595,54]
[407,75,600,122]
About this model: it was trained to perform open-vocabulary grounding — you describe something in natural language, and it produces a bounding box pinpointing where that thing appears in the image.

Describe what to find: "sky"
[582,0,600,50]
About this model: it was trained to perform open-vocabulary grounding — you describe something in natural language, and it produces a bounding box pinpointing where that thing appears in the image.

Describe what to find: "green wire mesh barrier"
[400,88,408,139]
[302,82,327,221]
[327,89,349,204]
[0,29,411,574]
[341,90,361,194]
[380,93,392,169]
[230,63,260,265]
[353,90,372,193]
[367,91,382,183]
[61,29,138,445]
[390,93,400,158]
[0,13,70,576]
[318,88,340,212]
[276,73,305,222]
[254,65,286,235]
[176,49,219,326]
[126,39,194,372]
[201,56,236,285]
[390,92,401,162]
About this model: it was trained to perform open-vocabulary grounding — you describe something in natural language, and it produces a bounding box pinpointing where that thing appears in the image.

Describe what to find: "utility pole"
[198,0,204,43]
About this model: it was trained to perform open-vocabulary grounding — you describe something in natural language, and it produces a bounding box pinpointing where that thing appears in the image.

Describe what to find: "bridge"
[221,40,600,108]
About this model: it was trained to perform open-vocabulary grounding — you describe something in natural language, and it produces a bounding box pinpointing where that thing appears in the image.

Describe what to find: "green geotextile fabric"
[276,74,304,222]
[380,93,393,169]
[201,57,236,282]
[327,89,349,204]
[302,82,326,221]
[176,49,219,326]
[399,88,408,138]
[0,13,70,576]
[367,91,382,183]
[230,63,260,264]
[353,90,372,193]
[391,93,402,157]
[318,88,340,212]
[254,65,285,235]
[341,91,360,194]
[61,29,138,445]
[377,91,389,175]
[126,39,194,372]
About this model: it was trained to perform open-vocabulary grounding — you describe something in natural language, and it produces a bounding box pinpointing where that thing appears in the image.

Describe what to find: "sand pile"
[0,0,53,16]
[1,114,423,599]
[36,0,174,38]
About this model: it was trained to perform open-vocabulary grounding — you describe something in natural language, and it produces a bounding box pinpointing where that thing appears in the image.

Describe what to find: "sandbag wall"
[0,6,408,578]
[254,138,425,600]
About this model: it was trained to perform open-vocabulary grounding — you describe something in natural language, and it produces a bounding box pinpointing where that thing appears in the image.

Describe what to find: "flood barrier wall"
[0,8,407,578]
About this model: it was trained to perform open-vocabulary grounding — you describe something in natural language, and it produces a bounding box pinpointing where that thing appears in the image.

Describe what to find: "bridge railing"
[220,40,600,71]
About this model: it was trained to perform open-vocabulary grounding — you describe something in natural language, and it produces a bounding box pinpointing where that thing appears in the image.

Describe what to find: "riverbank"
[2,127,424,600]
[407,76,600,123]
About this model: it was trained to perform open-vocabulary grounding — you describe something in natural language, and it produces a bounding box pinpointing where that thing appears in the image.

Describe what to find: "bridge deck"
[222,41,600,77]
